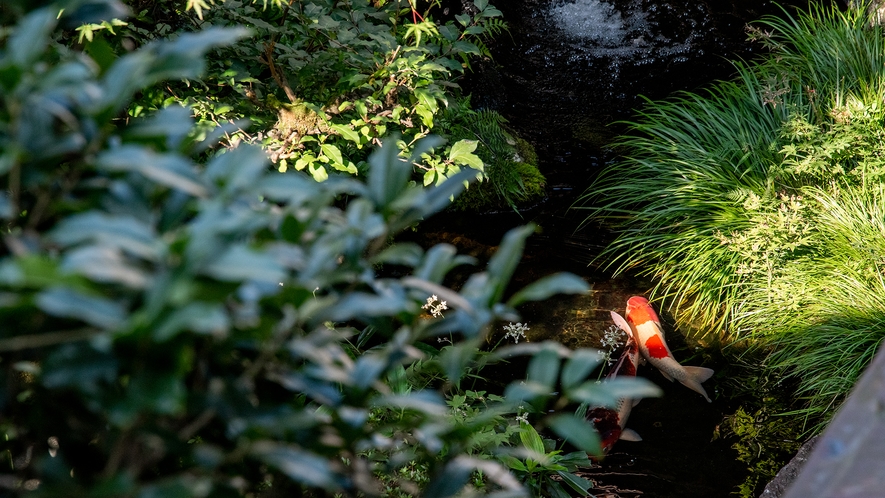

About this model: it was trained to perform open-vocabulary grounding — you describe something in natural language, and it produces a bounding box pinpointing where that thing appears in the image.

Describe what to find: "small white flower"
[503,322,529,344]
[515,406,529,425]
[422,295,448,318]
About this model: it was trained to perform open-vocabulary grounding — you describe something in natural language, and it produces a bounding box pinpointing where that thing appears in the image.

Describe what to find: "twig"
[178,408,217,441]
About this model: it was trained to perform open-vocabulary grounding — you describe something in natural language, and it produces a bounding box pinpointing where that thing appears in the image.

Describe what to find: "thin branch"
[178,408,217,441]
[0,328,101,352]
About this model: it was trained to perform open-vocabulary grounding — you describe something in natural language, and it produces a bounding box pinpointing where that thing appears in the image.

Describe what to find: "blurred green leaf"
[51,212,162,260]
[547,413,602,455]
[202,244,287,285]
[507,273,590,308]
[153,302,230,341]
[97,145,207,197]
[8,8,56,66]
[42,343,118,395]
[252,442,342,490]
[560,349,603,390]
[36,287,126,330]
[526,345,560,390]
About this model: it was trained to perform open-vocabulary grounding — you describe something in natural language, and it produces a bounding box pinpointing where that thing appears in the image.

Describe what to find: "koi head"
[625,296,661,327]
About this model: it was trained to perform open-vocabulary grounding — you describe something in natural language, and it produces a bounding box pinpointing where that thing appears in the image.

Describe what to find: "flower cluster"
[422,295,448,318]
[597,324,626,366]
[503,322,529,344]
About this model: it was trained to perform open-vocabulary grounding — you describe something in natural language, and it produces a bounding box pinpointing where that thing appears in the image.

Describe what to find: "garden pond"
[407,0,821,496]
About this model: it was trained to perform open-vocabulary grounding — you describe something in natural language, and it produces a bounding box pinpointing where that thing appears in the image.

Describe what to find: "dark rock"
[759,436,819,498]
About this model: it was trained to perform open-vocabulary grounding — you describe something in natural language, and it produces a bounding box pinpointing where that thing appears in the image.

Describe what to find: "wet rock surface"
[759,436,819,498]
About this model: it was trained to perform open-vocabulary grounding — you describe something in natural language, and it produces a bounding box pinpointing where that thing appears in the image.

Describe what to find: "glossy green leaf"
[317,289,410,321]
[440,340,481,386]
[368,136,420,209]
[321,143,345,165]
[546,480,573,498]
[414,244,459,283]
[518,422,546,455]
[331,123,362,145]
[499,454,527,472]
[567,377,662,407]
[557,470,593,495]
[449,139,484,170]
[151,27,252,81]
[350,354,387,391]
[412,167,476,220]
[372,391,447,416]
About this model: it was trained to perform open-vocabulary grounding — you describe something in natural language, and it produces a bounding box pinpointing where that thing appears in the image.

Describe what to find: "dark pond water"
[414,0,829,496]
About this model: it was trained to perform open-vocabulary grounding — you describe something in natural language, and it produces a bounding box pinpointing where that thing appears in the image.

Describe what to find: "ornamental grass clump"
[577,3,885,426]
[741,185,885,428]
[578,3,885,334]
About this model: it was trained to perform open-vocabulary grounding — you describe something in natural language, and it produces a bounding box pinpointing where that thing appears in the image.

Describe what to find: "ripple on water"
[546,0,693,59]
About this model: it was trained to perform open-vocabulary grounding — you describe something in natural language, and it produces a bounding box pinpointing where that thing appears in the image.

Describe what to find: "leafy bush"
[576,3,885,425]
[0,2,658,495]
[109,0,542,210]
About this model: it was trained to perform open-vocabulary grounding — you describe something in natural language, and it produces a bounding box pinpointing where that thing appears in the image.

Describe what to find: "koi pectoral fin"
[619,428,642,442]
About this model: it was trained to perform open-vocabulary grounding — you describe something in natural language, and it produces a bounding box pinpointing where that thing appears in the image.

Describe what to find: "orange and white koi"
[625,296,714,402]
[586,311,643,454]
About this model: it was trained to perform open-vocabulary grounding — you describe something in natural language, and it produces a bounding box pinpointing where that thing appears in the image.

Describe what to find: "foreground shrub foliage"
[0,1,660,495]
[579,3,885,427]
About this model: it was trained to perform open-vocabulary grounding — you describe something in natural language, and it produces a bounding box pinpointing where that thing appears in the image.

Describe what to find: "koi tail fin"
[680,366,714,403]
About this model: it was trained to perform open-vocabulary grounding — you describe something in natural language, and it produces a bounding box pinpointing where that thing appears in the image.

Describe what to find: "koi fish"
[586,311,643,454]
[625,296,714,402]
